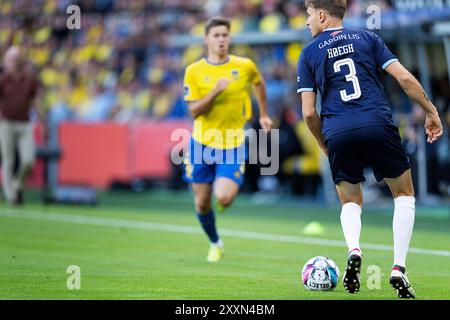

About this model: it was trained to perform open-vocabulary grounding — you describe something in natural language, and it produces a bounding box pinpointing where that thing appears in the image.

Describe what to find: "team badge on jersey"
[183,86,189,97]
[231,70,239,80]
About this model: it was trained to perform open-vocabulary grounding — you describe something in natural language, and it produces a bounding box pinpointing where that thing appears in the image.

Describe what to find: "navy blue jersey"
[297,27,398,139]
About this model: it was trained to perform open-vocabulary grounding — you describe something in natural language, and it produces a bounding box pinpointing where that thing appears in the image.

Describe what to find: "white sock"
[393,196,415,268]
[212,239,224,248]
[340,202,362,252]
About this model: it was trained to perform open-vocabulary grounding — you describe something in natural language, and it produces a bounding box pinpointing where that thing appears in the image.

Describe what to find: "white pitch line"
[0,208,449,257]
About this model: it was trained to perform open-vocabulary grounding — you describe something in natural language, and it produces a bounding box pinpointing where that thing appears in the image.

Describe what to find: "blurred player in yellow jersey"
[183,17,273,262]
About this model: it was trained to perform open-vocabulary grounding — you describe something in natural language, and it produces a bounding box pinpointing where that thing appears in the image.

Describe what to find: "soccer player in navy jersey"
[297,0,443,298]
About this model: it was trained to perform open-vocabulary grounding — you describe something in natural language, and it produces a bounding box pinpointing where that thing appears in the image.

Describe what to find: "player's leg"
[0,121,17,204]
[214,177,239,211]
[183,137,224,262]
[214,155,244,212]
[191,182,224,262]
[370,125,415,298]
[327,129,366,294]
[336,181,363,294]
[385,169,415,269]
[384,169,416,298]
[192,182,218,242]
[336,181,363,252]
[14,122,36,204]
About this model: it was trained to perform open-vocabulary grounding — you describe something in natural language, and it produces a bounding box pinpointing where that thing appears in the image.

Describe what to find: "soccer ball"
[301,256,340,291]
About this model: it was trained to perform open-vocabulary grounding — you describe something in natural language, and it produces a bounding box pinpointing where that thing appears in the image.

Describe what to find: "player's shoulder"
[300,33,331,61]
[300,39,318,57]
[229,55,256,67]
[185,58,207,73]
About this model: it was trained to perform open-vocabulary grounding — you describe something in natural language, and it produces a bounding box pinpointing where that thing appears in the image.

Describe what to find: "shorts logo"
[231,70,239,80]
[185,163,193,179]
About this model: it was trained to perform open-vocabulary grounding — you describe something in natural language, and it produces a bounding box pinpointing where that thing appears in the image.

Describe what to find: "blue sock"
[197,210,219,243]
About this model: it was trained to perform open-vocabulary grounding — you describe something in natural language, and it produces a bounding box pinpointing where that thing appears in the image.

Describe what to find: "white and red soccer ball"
[302,256,340,291]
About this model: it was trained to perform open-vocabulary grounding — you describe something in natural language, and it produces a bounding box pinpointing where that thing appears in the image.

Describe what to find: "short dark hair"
[205,16,231,35]
[305,0,347,19]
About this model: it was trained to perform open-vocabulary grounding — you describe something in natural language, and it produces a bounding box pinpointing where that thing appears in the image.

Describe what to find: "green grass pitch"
[0,190,449,300]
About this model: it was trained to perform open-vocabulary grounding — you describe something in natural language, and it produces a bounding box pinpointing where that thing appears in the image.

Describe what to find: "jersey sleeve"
[247,58,262,85]
[183,65,201,101]
[297,49,317,94]
[372,33,398,70]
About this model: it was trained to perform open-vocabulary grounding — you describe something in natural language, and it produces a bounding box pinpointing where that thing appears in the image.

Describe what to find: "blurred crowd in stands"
[0,0,449,198]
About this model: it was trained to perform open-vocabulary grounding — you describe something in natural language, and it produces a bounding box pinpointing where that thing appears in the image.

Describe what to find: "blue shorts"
[183,138,246,185]
[326,125,411,185]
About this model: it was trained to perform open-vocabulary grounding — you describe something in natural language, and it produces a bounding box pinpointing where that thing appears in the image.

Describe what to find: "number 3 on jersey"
[333,58,361,102]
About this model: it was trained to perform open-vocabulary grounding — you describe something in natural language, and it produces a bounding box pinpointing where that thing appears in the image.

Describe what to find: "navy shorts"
[326,125,411,185]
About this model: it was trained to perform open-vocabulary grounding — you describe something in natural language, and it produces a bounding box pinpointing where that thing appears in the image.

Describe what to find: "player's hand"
[214,78,231,93]
[259,115,273,132]
[424,112,443,144]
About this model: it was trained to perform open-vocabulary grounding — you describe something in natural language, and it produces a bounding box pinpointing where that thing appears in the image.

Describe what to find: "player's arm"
[297,49,326,153]
[187,78,230,119]
[385,61,443,143]
[301,91,328,156]
[252,78,273,131]
[248,59,273,131]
